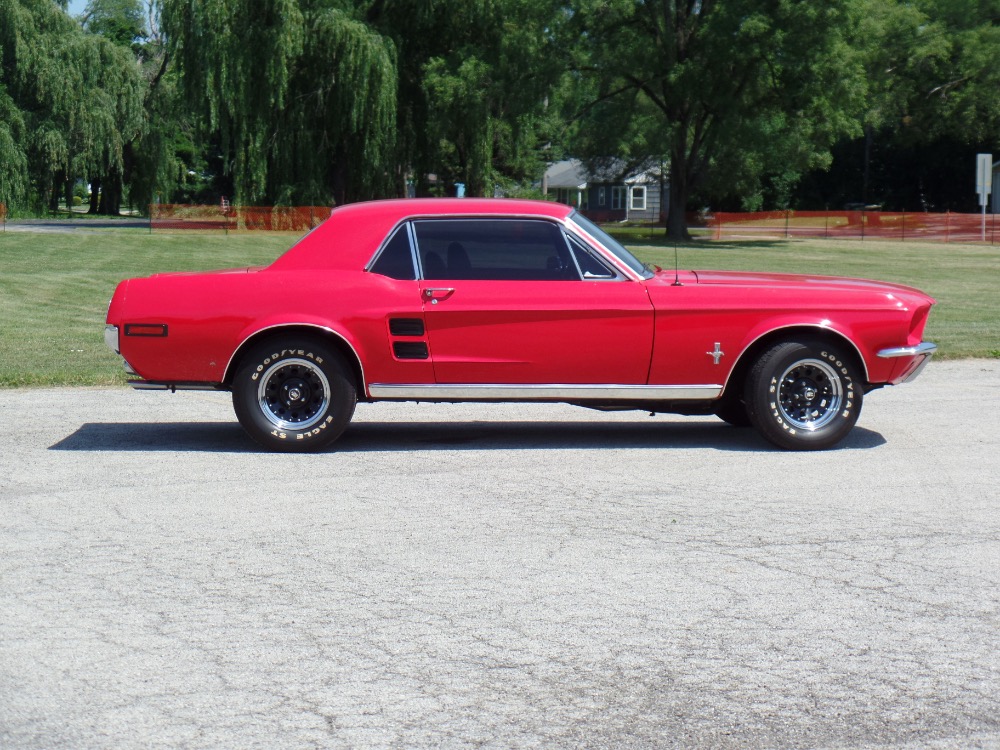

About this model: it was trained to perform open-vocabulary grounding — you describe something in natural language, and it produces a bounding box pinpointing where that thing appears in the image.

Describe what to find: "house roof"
[544,158,665,188]
[544,159,589,190]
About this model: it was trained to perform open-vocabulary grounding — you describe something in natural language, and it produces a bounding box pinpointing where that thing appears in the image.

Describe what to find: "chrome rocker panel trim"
[128,380,227,392]
[367,383,723,401]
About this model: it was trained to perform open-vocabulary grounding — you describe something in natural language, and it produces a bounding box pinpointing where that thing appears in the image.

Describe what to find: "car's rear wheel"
[744,339,862,450]
[232,338,356,452]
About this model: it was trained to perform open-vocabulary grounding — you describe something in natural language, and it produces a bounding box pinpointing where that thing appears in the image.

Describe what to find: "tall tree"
[161,0,397,205]
[797,0,1000,211]
[902,0,1000,142]
[373,0,567,197]
[0,0,144,213]
[0,84,28,208]
[161,0,568,204]
[571,0,866,237]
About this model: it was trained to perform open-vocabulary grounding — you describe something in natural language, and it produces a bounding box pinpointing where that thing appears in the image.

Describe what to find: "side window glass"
[369,225,416,280]
[567,234,618,279]
[413,219,578,281]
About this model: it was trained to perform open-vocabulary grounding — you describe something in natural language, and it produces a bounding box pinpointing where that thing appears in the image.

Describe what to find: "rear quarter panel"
[109,269,430,387]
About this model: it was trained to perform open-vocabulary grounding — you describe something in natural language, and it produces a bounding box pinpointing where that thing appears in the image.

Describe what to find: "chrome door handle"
[422,287,455,304]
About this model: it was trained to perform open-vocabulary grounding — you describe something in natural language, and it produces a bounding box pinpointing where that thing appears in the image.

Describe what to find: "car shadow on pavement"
[50,420,887,453]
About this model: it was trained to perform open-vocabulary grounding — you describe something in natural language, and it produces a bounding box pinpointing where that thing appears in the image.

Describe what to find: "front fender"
[730,317,873,385]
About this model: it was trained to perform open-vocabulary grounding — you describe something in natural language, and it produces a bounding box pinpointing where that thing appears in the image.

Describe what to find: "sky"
[67,0,87,17]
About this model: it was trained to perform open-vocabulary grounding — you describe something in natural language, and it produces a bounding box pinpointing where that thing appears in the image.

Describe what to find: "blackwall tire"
[713,396,752,427]
[232,338,356,452]
[744,339,863,450]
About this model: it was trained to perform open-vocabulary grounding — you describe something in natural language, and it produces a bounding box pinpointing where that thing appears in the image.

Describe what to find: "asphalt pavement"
[2,360,999,749]
[2,218,150,233]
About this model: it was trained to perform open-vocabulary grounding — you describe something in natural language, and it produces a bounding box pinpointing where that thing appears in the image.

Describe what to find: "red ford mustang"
[104,198,936,451]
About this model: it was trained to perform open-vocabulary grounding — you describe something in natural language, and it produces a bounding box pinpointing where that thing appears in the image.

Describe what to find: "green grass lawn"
[0,229,995,387]
[0,231,294,387]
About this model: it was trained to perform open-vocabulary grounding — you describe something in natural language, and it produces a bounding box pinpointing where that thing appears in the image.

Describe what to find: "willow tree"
[368,0,568,198]
[0,0,145,213]
[161,0,397,205]
[572,0,867,238]
[0,86,28,209]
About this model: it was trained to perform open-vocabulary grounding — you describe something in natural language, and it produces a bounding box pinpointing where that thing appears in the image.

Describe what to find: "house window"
[611,186,626,210]
[598,187,606,207]
[630,186,646,211]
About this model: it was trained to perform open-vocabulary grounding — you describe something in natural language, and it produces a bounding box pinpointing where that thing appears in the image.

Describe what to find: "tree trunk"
[88,176,101,214]
[64,177,74,214]
[48,173,62,213]
[330,157,347,207]
[862,124,873,203]
[666,156,691,241]
[97,168,122,215]
[325,141,350,206]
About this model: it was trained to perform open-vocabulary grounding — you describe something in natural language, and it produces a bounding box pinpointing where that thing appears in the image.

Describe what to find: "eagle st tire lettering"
[745,338,864,451]
[233,337,356,452]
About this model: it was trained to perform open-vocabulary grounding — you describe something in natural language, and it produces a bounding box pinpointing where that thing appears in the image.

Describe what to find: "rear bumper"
[877,342,937,384]
[104,324,119,354]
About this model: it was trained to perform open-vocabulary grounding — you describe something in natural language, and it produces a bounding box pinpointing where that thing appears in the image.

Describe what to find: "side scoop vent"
[393,341,429,360]
[389,318,425,336]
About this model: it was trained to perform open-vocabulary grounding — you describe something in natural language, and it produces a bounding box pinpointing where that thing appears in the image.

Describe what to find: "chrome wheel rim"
[776,358,843,431]
[257,358,330,431]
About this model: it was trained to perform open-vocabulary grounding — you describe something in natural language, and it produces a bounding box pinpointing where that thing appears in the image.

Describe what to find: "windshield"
[568,211,653,279]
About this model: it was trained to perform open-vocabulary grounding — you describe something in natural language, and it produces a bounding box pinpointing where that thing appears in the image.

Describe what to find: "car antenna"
[672,242,683,286]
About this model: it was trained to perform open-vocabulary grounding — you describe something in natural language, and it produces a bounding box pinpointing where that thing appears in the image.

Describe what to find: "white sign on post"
[976,153,993,241]
[977,153,993,203]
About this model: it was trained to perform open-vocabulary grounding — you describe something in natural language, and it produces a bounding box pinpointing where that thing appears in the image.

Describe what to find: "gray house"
[543,158,668,223]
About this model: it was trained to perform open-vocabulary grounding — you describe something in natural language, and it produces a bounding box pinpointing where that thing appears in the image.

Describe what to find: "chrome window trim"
[562,230,623,281]
[223,323,366,388]
[364,222,416,280]
[358,208,639,283]
[564,214,647,281]
[559,227,585,280]
[410,216,598,282]
[406,221,421,278]
[367,383,722,400]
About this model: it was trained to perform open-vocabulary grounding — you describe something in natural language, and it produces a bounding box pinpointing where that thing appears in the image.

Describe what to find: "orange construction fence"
[710,210,998,244]
[150,204,331,232]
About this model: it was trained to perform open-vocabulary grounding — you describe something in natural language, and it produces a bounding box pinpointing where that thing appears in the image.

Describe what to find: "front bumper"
[877,342,937,384]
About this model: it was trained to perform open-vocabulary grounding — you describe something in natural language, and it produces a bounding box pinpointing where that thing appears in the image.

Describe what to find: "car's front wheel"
[713,395,752,427]
[232,338,356,452]
[744,339,862,450]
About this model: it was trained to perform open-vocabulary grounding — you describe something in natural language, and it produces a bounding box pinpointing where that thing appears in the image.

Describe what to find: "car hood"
[657,269,935,302]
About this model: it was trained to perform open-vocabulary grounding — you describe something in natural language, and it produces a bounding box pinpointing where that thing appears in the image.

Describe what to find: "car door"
[413,218,654,385]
